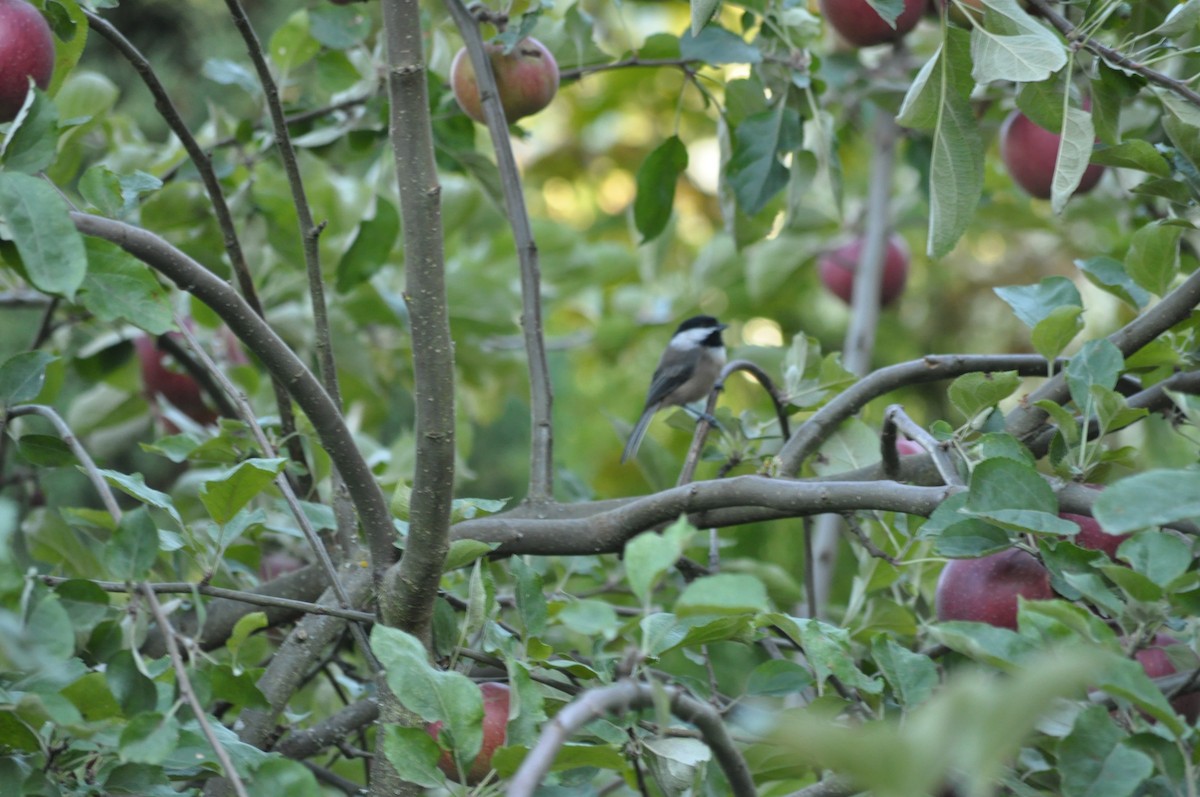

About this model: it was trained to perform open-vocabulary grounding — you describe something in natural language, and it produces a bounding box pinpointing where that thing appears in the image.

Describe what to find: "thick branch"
[452,477,956,554]
[68,214,395,579]
[444,0,554,503]
[508,680,755,797]
[275,699,380,760]
[379,0,455,642]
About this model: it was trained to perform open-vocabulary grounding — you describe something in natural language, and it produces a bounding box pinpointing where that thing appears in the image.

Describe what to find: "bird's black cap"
[674,315,726,333]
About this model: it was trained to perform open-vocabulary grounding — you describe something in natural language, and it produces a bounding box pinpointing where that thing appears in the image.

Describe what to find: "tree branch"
[508,680,756,797]
[443,0,555,504]
[68,214,395,584]
[1025,0,1200,109]
[452,477,956,554]
[777,354,1055,474]
[83,8,311,493]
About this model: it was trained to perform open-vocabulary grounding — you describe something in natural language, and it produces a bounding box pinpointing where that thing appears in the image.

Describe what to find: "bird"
[621,315,728,464]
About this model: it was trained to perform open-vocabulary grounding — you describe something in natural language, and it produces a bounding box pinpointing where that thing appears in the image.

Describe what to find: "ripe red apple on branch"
[999,109,1106,200]
[819,0,925,47]
[935,548,1055,630]
[450,37,559,124]
[1134,634,1200,722]
[426,682,510,784]
[818,234,910,307]
[0,0,55,123]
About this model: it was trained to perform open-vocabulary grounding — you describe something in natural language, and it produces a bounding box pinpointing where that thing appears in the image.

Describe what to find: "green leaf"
[1089,140,1170,176]
[1030,304,1083,361]
[99,469,183,527]
[948,370,1022,420]
[511,556,547,637]
[690,0,721,35]
[1117,531,1191,586]
[269,10,320,71]
[104,508,160,581]
[308,5,372,49]
[634,136,689,244]
[0,172,87,299]
[679,25,761,64]
[1059,705,1153,797]
[872,637,938,707]
[970,0,1066,85]
[864,0,906,25]
[119,713,179,765]
[994,276,1082,327]
[746,659,813,696]
[786,617,882,694]
[382,726,445,789]
[336,197,400,293]
[908,28,983,258]
[199,458,287,525]
[929,621,1039,669]
[228,612,268,666]
[966,457,1057,518]
[727,103,801,216]
[1066,339,1123,410]
[557,599,619,639]
[78,238,174,335]
[625,517,692,605]
[1094,471,1200,534]
[1,88,58,174]
[1125,220,1181,296]
[1051,105,1098,214]
[1096,653,1183,734]
[371,626,484,763]
[442,539,496,571]
[1075,256,1150,309]
[106,650,157,717]
[0,350,56,406]
[79,164,124,216]
[245,759,322,797]
[676,573,769,616]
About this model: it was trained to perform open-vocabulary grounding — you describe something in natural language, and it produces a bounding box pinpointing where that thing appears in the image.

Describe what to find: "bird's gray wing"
[643,346,702,407]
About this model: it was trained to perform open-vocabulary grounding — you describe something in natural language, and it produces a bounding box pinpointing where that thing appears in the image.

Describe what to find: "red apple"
[1061,512,1130,560]
[0,0,54,123]
[1133,634,1200,722]
[135,333,219,429]
[819,0,925,47]
[818,234,910,307]
[999,109,1105,200]
[258,552,304,582]
[427,682,509,784]
[935,548,1055,630]
[450,37,559,124]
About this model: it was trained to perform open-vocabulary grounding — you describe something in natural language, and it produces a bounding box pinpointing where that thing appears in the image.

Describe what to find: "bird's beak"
[717,323,729,331]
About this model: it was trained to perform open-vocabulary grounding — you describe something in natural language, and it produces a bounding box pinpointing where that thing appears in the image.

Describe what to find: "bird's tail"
[621,405,658,464]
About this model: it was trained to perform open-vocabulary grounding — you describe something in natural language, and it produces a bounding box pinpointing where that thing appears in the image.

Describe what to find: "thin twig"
[154,332,241,420]
[840,514,898,565]
[507,680,756,797]
[172,317,379,672]
[39,576,374,623]
[677,359,790,486]
[1025,0,1200,109]
[70,213,395,583]
[140,583,251,797]
[7,404,122,522]
[881,404,963,486]
[444,0,554,504]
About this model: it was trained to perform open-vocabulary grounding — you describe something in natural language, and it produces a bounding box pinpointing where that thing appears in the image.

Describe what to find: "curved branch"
[1025,0,1200,109]
[444,0,554,503]
[881,404,962,486]
[275,698,380,760]
[453,477,956,554]
[678,359,791,486]
[777,354,1055,475]
[507,680,755,797]
[83,9,311,492]
[6,404,122,522]
[1005,266,1200,443]
[68,213,395,578]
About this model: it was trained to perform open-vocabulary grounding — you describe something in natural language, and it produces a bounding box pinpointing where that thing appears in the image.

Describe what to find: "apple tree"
[0,0,1199,795]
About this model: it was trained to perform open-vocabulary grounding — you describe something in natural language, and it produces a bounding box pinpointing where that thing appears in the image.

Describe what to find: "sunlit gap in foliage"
[743,317,784,347]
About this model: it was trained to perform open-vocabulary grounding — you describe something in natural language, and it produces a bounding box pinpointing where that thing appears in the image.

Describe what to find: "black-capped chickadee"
[621,315,728,463]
